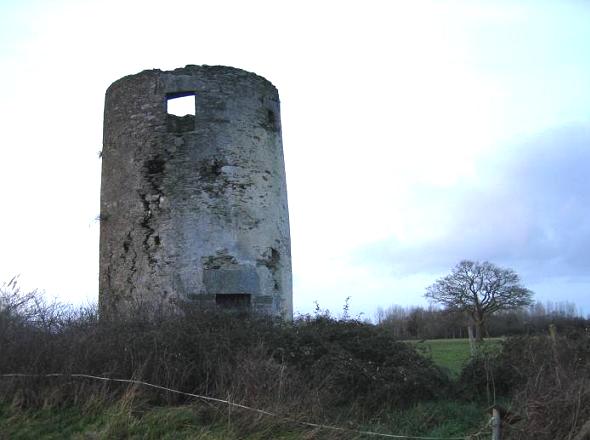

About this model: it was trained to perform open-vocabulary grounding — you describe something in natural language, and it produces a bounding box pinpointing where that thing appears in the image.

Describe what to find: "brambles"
[271,315,449,410]
[456,331,590,439]
[0,288,448,420]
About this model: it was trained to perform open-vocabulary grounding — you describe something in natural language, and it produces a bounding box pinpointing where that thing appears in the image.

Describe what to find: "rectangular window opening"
[215,293,251,309]
[166,92,196,116]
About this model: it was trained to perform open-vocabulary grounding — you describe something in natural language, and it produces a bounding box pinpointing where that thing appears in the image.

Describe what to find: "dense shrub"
[271,315,449,410]
[504,332,590,440]
[458,331,590,439]
[0,286,449,419]
[456,341,515,400]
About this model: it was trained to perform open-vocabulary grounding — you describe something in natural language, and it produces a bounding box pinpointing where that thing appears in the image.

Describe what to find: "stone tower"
[99,65,292,318]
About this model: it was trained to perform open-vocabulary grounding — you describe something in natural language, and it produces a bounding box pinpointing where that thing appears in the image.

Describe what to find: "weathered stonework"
[99,65,292,318]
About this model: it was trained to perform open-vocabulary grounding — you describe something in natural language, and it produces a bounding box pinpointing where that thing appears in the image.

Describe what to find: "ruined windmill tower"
[99,65,292,318]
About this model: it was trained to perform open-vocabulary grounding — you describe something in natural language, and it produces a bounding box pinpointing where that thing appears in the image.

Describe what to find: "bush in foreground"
[271,315,449,410]
[457,331,590,439]
[0,285,449,425]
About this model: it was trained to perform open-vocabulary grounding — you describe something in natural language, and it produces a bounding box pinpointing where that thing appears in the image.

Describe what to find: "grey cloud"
[356,125,590,281]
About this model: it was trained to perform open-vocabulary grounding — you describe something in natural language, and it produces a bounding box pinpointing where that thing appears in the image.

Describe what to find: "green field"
[408,338,503,376]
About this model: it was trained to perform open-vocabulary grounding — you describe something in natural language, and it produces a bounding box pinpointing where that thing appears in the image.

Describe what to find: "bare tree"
[425,260,533,342]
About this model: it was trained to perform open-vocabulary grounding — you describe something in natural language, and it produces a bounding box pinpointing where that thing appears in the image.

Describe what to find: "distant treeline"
[375,301,589,339]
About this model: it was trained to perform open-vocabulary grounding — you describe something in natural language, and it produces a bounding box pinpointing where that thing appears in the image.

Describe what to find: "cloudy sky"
[1,0,589,317]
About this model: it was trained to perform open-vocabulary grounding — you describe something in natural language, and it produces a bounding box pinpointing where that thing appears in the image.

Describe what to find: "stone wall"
[99,65,292,318]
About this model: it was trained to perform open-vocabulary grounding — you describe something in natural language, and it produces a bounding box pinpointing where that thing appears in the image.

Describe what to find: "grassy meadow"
[410,338,503,376]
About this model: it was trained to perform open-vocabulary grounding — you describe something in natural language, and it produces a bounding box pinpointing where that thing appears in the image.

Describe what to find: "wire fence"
[1,372,491,439]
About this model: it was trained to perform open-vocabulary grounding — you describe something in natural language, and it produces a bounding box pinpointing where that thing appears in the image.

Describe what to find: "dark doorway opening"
[215,293,251,309]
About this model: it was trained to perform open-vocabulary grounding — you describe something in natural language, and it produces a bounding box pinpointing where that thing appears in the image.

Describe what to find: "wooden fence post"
[491,407,502,440]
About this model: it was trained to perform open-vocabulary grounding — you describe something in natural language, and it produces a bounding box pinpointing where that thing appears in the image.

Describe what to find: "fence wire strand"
[1,372,488,440]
